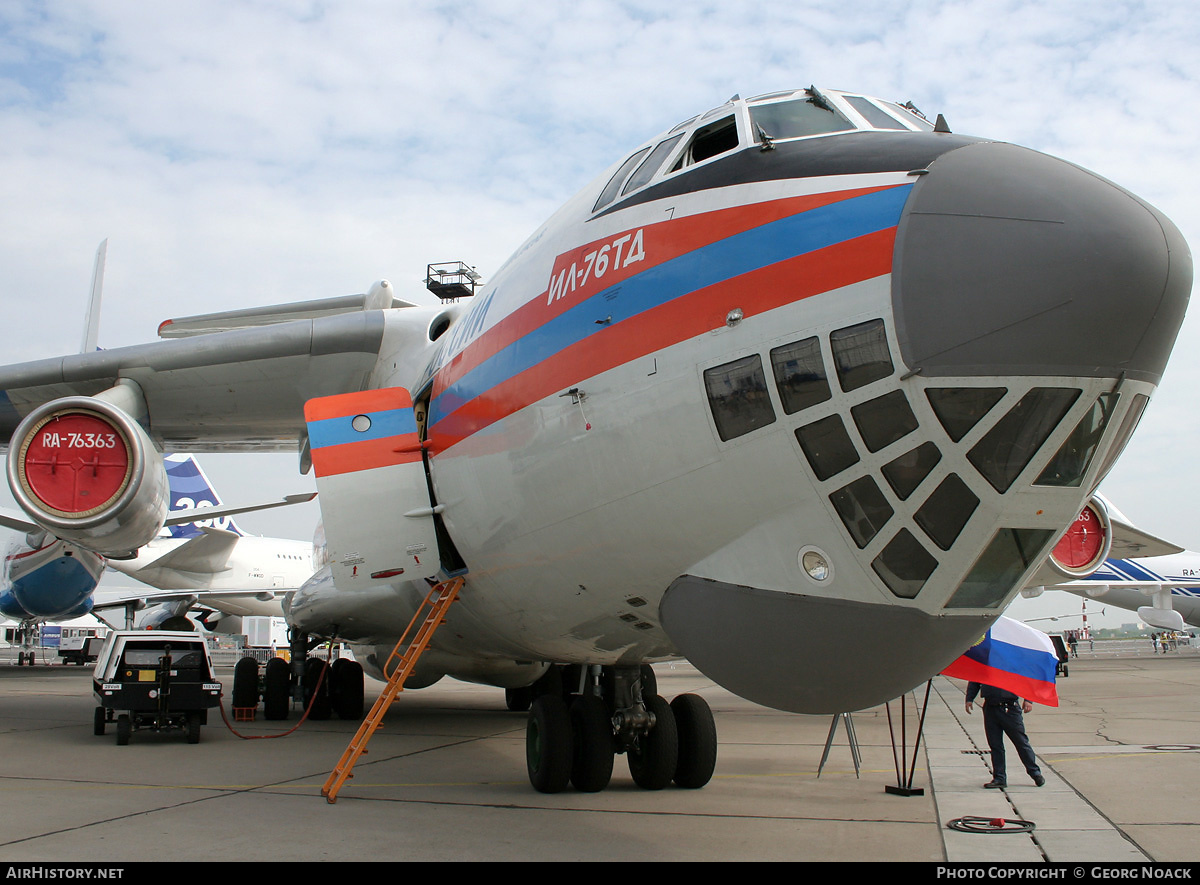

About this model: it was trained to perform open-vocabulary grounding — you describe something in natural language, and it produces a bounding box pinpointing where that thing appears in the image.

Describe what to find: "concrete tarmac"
[0,648,1196,862]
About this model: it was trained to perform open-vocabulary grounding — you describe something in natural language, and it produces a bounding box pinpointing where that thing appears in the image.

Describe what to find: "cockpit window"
[749,98,854,144]
[593,146,652,213]
[881,100,935,131]
[844,96,906,130]
[671,115,740,171]
[622,134,685,196]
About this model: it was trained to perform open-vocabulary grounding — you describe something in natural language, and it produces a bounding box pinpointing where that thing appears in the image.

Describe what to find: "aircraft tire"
[531,665,563,701]
[116,715,131,746]
[628,695,677,790]
[303,659,332,720]
[505,686,532,712]
[93,706,106,736]
[640,664,657,700]
[670,694,717,789]
[263,657,291,720]
[232,657,260,710]
[329,659,364,720]
[569,695,614,792]
[526,695,573,794]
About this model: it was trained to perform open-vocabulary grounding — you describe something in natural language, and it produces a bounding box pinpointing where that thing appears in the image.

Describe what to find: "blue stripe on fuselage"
[429,185,911,425]
[307,407,417,451]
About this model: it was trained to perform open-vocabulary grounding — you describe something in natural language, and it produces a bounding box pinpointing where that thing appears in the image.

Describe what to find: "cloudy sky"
[1,1,1198,627]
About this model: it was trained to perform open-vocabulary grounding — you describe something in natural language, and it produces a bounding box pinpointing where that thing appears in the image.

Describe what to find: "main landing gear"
[524,664,717,794]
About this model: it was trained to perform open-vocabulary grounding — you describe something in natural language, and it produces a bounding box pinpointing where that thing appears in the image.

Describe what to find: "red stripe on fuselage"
[428,226,896,453]
[432,185,901,401]
[310,436,423,477]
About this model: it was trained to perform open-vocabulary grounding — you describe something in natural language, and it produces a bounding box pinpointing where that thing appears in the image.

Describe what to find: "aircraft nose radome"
[892,141,1191,385]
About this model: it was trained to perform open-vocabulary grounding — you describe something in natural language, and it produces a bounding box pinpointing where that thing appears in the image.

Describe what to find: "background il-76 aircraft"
[1020,495,1200,631]
[0,87,1189,793]
[0,453,313,656]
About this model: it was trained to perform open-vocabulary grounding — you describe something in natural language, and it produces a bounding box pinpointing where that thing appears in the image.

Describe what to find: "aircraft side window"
[829,475,893,549]
[830,319,893,392]
[593,147,652,213]
[795,415,860,481]
[770,337,830,414]
[967,388,1080,493]
[914,474,979,551]
[881,442,941,500]
[703,354,777,442]
[871,529,937,599]
[1035,393,1119,488]
[945,528,1055,609]
[671,115,740,172]
[622,134,685,196]
[851,390,918,453]
[926,388,1007,443]
[749,98,855,144]
[844,96,906,130]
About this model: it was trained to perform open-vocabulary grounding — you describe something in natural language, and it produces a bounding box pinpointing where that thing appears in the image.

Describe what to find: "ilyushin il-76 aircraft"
[0,87,1190,793]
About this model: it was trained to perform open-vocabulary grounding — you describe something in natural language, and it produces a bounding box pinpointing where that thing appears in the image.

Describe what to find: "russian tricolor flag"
[942,616,1060,707]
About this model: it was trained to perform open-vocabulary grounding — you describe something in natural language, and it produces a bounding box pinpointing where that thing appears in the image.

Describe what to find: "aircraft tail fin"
[79,239,107,353]
[164,454,245,539]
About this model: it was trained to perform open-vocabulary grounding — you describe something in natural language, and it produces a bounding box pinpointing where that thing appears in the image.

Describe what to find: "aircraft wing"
[91,586,288,622]
[0,506,38,535]
[163,492,317,527]
[142,527,240,574]
[0,311,387,452]
[1107,515,1184,559]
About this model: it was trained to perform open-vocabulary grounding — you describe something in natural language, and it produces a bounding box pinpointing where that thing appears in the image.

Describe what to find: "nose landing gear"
[524,664,717,794]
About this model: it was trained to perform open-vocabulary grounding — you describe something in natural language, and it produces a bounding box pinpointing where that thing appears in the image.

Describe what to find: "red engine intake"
[7,397,169,556]
[1048,496,1113,579]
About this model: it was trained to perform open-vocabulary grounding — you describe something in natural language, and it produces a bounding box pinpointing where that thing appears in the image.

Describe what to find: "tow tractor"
[92,630,222,745]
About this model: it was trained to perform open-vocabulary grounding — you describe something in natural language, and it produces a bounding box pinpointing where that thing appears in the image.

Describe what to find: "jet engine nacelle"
[6,396,169,556]
[1047,495,1113,580]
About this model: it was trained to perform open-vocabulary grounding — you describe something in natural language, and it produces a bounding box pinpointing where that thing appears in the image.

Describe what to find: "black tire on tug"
[526,694,573,794]
[303,659,332,720]
[186,711,202,744]
[116,715,131,746]
[628,694,678,790]
[671,694,717,789]
[505,686,533,712]
[93,706,106,736]
[329,658,365,720]
[232,657,260,710]
[569,695,614,792]
[263,657,291,721]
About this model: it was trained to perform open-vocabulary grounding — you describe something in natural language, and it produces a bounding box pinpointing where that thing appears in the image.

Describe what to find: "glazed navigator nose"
[891,141,1191,383]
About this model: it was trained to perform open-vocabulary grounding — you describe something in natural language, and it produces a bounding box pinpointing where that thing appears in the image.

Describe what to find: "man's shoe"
[1033,774,1046,787]
[984,779,1006,789]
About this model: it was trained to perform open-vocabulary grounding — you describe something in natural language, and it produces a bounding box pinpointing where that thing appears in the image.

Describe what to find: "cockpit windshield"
[749,97,855,143]
[593,88,937,215]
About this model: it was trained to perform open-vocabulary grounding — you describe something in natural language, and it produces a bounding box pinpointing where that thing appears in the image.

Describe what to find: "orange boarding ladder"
[322,576,464,804]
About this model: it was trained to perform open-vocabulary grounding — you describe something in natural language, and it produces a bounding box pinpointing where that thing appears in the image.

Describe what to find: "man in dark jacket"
[965,681,1046,789]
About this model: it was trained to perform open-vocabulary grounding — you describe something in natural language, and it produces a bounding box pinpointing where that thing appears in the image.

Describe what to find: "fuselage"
[109,534,313,592]
[289,88,1191,712]
[1066,553,1200,628]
